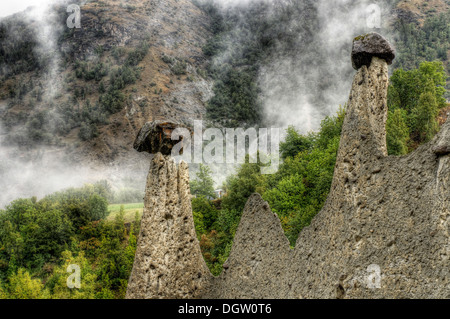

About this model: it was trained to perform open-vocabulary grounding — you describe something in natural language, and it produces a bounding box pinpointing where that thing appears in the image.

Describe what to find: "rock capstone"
[351,32,395,70]
[433,121,450,155]
[133,120,189,155]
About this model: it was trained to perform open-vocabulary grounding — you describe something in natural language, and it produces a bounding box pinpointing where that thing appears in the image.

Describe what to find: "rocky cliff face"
[0,0,213,167]
[127,37,450,298]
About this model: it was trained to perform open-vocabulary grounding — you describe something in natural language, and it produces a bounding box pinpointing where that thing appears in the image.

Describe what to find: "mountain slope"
[0,0,213,166]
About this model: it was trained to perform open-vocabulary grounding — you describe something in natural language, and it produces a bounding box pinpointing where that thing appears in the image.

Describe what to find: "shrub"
[386,108,410,155]
[5,268,49,299]
[41,184,109,229]
[171,61,187,75]
[78,122,99,141]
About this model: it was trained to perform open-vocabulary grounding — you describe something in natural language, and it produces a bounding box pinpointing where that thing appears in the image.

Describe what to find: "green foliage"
[0,199,74,271]
[263,174,307,222]
[4,268,49,299]
[0,181,112,277]
[161,54,174,64]
[111,47,126,61]
[387,60,446,151]
[91,210,136,298]
[193,211,206,238]
[192,197,218,231]
[386,108,409,155]
[97,46,145,114]
[45,251,97,299]
[221,160,268,213]
[79,41,147,126]
[280,126,313,160]
[171,61,187,75]
[412,91,439,142]
[0,281,6,299]
[199,230,232,276]
[190,164,216,199]
[0,181,140,299]
[394,11,449,67]
[389,61,447,111]
[78,121,99,141]
[24,110,55,144]
[109,66,139,91]
[0,20,40,76]
[75,60,107,82]
[41,184,109,229]
[314,106,346,149]
[125,41,150,67]
[99,89,125,114]
[206,66,262,127]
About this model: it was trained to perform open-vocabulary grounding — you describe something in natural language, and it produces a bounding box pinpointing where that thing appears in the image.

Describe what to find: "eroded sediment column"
[126,122,211,299]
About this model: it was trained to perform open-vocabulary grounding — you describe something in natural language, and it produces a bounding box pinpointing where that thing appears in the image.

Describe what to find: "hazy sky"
[0,0,56,18]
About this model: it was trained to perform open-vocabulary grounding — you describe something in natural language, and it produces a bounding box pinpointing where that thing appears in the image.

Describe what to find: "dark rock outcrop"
[433,124,450,155]
[351,33,395,70]
[133,120,189,155]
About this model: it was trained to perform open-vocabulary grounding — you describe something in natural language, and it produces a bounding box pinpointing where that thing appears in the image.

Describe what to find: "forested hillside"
[392,6,450,98]
[0,0,212,165]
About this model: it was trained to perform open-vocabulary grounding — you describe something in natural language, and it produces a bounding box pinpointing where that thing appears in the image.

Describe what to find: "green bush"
[192,197,218,231]
[393,11,450,98]
[386,108,409,155]
[41,184,109,229]
[74,60,107,82]
[280,126,314,160]
[190,164,216,199]
[412,91,439,142]
[99,89,125,114]
[4,268,49,299]
[171,61,187,75]
[125,42,150,66]
[78,121,99,141]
